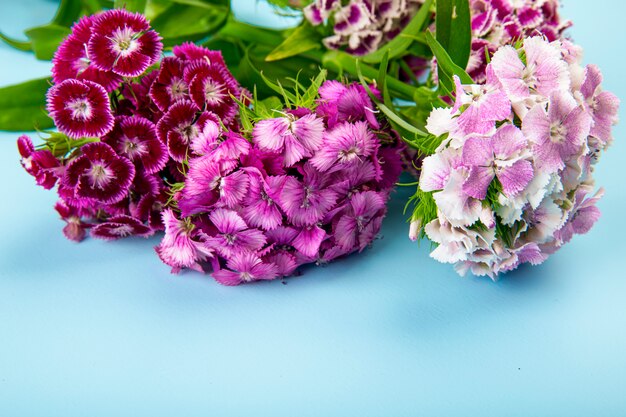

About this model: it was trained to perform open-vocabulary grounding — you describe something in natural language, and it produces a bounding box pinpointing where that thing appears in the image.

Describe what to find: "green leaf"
[265,22,322,62]
[151,4,230,46]
[0,77,54,131]
[362,0,433,64]
[114,0,147,12]
[24,25,71,60]
[169,0,229,8]
[0,32,31,52]
[52,0,83,27]
[425,31,472,94]
[435,0,471,70]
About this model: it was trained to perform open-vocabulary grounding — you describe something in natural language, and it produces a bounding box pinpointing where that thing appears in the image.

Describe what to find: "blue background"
[1,1,625,415]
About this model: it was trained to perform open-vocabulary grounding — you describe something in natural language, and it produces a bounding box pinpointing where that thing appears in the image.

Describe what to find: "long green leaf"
[425,31,472,94]
[362,0,433,64]
[25,25,71,60]
[151,4,230,46]
[52,0,83,26]
[114,0,147,12]
[266,22,321,62]
[436,0,471,70]
[0,78,54,132]
[0,32,31,52]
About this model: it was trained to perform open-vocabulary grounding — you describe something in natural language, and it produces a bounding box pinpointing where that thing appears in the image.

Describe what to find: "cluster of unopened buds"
[413,36,619,277]
[18,9,404,285]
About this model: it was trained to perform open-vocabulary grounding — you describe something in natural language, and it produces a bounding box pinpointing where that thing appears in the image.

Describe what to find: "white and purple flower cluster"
[157,81,404,285]
[19,9,243,243]
[466,0,571,82]
[415,36,619,278]
[304,0,423,55]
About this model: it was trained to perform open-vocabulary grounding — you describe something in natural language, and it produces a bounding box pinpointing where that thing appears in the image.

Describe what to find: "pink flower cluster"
[414,37,619,278]
[19,9,243,243]
[157,80,404,285]
[466,0,571,82]
[304,0,424,55]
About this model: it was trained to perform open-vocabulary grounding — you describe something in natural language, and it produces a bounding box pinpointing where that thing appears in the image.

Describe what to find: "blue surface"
[1,1,626,416]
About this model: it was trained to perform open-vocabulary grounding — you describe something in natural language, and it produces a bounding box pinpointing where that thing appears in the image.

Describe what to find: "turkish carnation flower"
[20,11,244,246]
[411,37,619,279]
[304,0,424,56]
[88,9,162,77]
[157,79,404,285]
[47,79,114,139]
[52,15,122,92]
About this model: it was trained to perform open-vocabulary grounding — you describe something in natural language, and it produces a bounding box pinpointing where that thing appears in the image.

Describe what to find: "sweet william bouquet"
[3,0,620,283]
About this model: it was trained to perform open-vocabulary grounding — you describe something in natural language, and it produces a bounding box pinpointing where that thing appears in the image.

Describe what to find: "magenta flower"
[149,57,189,112]
[103,116,168,174]
[62,142,135,204]
[579,65,621,147]
[52,15,122,92]
[156,100,219,162]
[212,252,278,286]
[311,121,378,172]
[91,215,152,240]
[47,79,114,139]
[523,92,592,173]
[172,42,227,66]
[205,209,267,256]
[462,125,534,199]
[277,164,339,226]
[242,171,284,231]
[316,79,379,129]
[252,113,325,166]
[88,9,162,77]
[155,209,213,273]
[334,191,386,251]
[17,135,61,190]
[54,200,92,242]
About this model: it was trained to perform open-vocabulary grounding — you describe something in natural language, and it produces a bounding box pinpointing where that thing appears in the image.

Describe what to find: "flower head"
[88,9,162,77]
[47,79,114,139]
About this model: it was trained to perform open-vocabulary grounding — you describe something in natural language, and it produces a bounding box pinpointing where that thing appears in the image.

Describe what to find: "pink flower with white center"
[47,79,114,139]
[316,81,380,129]
[556,187,604,245]
[205,209,267,257]
[242,171,284,231]
[191,127,250,162]
[62,142,135,204]
[253,113,325,167]
[17,135,61,190]
[578,64,620,147]
[156,100,220,162]
[91,215,152,240]
[52,15,122,92]
[334,191,386,251]
[155,209,213,273]
[149,57,189,112]
[452,69,512,135]
[103,116,168,174]
[88,9,162,78]
[311,121,378,172]
[490,36,569,103]
[178,155,250,216]
[184,60,241,125]
[277,163,339,226]
[523,91,592,173]
[462,124,534,199]
[212,252,278,286]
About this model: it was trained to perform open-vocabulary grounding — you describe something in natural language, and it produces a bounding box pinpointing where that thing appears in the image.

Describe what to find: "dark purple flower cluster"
[19,9,244,243]
[157,80,404,285]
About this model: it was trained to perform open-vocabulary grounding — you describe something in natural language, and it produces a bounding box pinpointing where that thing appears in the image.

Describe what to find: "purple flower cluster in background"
[304,0,424,55]
[157,80,404,285]
[415,36,619,278]
[19,9,244,244]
